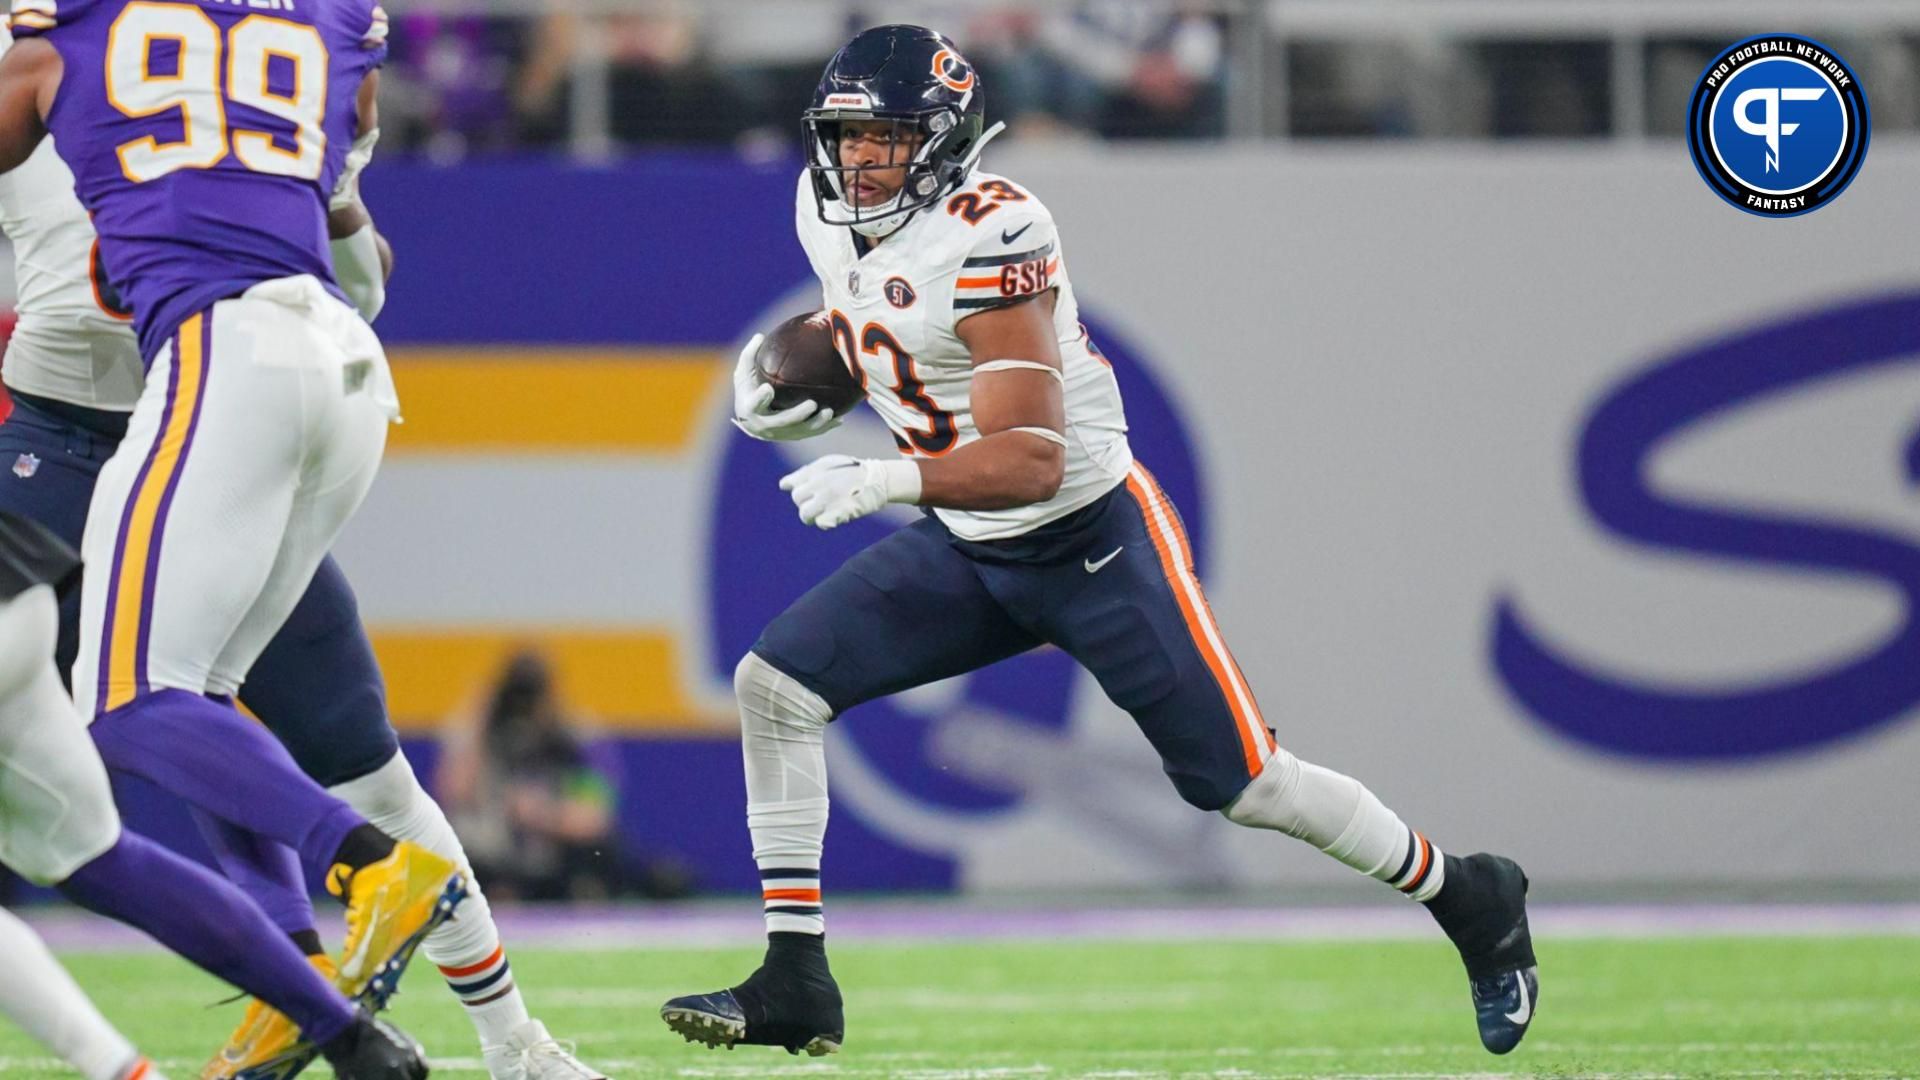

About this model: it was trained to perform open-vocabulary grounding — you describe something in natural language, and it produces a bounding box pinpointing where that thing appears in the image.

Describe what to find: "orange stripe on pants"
[1124,464,1275,778]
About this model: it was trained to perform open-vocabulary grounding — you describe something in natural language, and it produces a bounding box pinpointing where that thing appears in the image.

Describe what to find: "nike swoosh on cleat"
[1084,546,1123,573]
[1504,973,1532,1025]
[339,886,382,980]
[1000,222,1032,245]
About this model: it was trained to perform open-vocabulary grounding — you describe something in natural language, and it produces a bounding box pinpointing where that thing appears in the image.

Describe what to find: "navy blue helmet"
[803,25,999,236]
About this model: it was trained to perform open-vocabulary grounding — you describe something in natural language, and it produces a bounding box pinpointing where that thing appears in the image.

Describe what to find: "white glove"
[731,333,843,441]
[330,128,381,211]
[779,454,922,530]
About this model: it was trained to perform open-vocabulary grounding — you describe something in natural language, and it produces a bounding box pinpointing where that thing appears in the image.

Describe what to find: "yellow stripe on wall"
[384,348,725,454]
[369,628,731,733]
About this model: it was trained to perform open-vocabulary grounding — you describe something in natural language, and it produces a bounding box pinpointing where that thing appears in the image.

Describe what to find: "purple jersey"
[11,0,388,361]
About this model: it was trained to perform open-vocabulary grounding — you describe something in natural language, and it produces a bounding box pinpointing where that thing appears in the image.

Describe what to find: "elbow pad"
[331,224,387,322]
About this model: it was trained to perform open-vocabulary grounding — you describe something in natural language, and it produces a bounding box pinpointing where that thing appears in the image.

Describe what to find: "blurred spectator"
[1473,39,1611,137]
[383,12,529,158]
[527,4,742,148]
[1282,36,1488,138]
[245,3,1920,152]
[706,1,855,150]
[982,1,1225,139]
[438,650,629,901]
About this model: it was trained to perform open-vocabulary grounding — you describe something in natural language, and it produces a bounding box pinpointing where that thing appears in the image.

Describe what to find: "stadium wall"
[44,146,1920,897]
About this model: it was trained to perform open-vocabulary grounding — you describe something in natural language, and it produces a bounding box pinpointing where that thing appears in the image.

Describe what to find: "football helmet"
[803,25,1004,238]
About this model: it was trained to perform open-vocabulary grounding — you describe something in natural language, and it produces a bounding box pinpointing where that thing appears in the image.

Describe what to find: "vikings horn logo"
[931,48,975,93]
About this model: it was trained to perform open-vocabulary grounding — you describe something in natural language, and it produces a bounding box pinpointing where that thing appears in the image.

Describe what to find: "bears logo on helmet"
[930,48,975,93]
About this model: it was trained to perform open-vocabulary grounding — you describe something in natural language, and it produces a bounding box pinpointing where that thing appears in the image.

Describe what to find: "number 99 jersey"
[9,0,389,362]
[794,169,1134,542]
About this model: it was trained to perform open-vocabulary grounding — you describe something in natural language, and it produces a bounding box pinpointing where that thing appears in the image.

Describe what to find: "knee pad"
[0,587,58,702]
[736,652,831,735]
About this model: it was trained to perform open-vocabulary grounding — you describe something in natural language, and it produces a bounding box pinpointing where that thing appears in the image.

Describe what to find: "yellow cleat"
[328,840,468,1009]
[201,955,336,1080]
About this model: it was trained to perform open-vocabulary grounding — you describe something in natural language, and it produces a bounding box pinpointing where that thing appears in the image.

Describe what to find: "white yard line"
[25,901,1920,953]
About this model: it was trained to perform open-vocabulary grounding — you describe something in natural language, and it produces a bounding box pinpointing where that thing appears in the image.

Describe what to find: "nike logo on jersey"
[1085,547,1123,573]
[1504,972,1533,1025]
[1000,222,1033,245]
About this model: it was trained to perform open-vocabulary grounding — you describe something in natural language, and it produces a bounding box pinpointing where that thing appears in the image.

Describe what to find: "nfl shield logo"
[12,453,39,479]
[847,269,862,297]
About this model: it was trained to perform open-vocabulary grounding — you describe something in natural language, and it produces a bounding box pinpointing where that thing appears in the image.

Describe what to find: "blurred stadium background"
[3,1,1920,1073]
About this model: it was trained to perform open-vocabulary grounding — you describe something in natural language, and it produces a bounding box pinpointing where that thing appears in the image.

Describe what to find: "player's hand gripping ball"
[732,322,845,442]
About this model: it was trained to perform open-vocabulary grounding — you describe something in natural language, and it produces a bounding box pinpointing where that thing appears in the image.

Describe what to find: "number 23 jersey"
[794,169,1133,542]
[10,0,388,361]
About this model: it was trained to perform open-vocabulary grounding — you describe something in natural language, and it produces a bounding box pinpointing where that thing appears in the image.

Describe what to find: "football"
[755,311,866,415]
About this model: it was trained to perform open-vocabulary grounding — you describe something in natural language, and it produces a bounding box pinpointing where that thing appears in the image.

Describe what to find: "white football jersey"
[0,29,143,411]
[794,169,1132,541]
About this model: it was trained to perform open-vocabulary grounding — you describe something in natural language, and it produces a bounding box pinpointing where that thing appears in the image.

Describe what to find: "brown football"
[755,311,866,415]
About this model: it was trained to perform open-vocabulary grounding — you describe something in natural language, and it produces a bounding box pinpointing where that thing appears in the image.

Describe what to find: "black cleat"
[1471,965,1538,1055]
[315,1013,429,1080]
[1424,853,1538,1054]
[661,934,843,1057]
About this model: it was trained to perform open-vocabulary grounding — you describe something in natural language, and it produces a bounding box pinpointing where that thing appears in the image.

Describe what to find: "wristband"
[876,458,923,505]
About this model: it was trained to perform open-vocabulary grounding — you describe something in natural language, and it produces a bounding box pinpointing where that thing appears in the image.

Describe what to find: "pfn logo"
[1732,86,1827,173]
[1688,35,1868,217]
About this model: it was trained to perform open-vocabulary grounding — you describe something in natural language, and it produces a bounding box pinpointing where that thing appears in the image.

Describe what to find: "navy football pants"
[755,463,1277,811]
[0,397,397,786]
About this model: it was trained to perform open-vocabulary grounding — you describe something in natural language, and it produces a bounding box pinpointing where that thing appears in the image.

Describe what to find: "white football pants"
[0,585,121,884]
[73,275,397,717]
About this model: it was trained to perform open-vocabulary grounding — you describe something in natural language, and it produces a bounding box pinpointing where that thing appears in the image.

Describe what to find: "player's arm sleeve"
[6,0,62,37]
[329,215,386,321]
[331,68,380,209]
[359,3,390,63]
[952,206,1061,327]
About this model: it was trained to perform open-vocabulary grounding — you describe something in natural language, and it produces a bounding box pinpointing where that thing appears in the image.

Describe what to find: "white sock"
[329,754,531,1049]
[1224,746,1446,901]
[0,907,143,1080]
[736,653,832,936]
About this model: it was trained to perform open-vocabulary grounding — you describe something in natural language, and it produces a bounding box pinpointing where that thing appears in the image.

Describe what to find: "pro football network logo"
[1687,35,1868,217]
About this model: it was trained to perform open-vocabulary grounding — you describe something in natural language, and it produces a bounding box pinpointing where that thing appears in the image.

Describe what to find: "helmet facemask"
[804,106,986,239]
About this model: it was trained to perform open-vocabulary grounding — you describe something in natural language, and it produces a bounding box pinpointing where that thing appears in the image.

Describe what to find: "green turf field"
[3,937,1916,1079]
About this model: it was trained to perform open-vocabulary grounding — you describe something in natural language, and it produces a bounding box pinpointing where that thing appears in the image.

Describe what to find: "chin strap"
[955,121,1007,175]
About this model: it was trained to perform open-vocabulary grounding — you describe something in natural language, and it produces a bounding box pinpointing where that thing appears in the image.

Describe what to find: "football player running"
[663,25,1538,1060]
[1,511,427,1080]
[0,18,607,1080]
